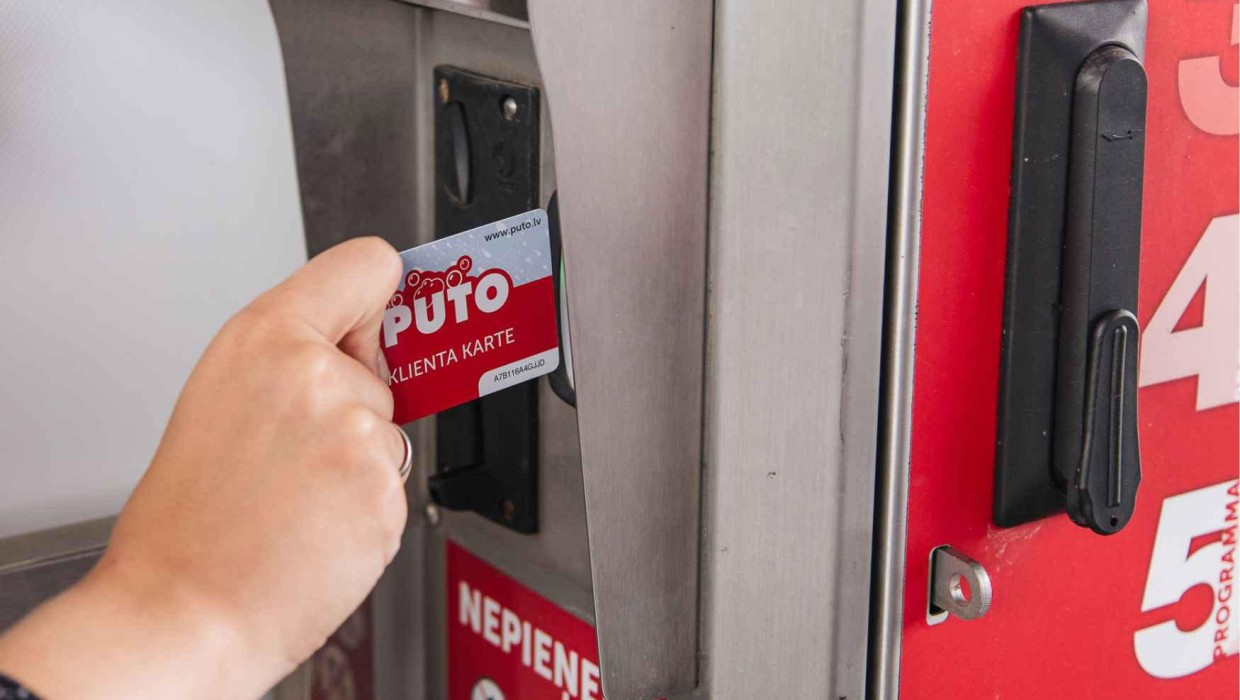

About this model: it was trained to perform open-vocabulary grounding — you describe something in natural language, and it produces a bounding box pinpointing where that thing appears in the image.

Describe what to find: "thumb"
[258,237,402,372]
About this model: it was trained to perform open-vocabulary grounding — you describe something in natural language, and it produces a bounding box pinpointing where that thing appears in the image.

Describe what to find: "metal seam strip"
[869,0,933,697]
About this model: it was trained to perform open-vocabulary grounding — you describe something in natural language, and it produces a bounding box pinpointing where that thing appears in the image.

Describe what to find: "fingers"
[351,413,409,555]
[334,352,395,420]
[232,236,409,542]
[378,424,410,563]
[333,404,407,490]
[259,238,402,370]
[379,480,408,565]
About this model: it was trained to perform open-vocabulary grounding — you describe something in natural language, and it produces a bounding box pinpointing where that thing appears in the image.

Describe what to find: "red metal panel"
[902,0,1238,696]
[446,541,604,700]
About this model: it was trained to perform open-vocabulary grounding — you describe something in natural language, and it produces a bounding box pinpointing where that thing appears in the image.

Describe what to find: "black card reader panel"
[429,66,541,534]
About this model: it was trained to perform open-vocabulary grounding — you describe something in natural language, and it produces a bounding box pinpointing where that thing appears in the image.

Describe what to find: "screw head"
[501,96,519,121]
[425,503,441,527]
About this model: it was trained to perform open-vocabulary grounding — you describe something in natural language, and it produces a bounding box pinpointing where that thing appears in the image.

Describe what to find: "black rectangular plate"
[994,0,1146,527]
[431,66,541,534]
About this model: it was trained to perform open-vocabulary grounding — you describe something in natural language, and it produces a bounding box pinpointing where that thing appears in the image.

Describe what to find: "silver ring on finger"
[396,425,413,483]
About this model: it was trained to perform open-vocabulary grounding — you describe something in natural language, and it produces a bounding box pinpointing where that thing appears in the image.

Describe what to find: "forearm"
[0,239,406,697]
[0,555,275,700]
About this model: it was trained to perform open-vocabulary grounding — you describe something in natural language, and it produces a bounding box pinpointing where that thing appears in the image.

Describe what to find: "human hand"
[0,237,408,699]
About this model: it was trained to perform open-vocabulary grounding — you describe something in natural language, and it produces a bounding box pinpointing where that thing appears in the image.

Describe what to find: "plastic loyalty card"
[381,209,559,424]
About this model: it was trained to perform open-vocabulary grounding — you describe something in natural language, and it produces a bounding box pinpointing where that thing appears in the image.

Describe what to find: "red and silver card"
[382,209,559,424]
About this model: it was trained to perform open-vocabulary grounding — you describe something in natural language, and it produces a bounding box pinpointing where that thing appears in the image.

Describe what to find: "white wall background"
[0,1,307,538]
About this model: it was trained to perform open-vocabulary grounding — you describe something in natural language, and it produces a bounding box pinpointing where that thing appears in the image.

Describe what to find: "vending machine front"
[872,0,1239,697]
[269,0,1237,698]
[0,0,1196,698]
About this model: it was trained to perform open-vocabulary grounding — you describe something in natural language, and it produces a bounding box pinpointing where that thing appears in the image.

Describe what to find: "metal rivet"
[501,96,518,121]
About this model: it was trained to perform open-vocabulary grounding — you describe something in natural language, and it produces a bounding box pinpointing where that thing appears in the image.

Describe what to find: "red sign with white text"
[382,210,559,424]
[901,0,1238,697]
[446,541,604,700]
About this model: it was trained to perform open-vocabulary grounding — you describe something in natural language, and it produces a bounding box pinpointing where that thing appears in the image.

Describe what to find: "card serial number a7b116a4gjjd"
[381,209,559,424]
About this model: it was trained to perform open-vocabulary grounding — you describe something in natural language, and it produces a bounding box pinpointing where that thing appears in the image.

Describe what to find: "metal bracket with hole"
[928,546,992,621]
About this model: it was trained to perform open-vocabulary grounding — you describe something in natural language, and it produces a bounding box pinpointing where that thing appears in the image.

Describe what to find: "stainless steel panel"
[269,2,428,695]
[275,3,594,697]
[699,0,896,698]
[527,2,713,698]
[0,518,112,631]
[269,0,423,257]
[870,0,933,697]
[396,0,529,28]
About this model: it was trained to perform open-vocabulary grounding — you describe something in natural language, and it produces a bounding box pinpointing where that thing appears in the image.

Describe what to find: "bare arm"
[0,237,408,699]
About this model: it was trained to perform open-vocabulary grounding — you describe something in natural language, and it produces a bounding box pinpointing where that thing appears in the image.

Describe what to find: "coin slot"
[444,100,472,205]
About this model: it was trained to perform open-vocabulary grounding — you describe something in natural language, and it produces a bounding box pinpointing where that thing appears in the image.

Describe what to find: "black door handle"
[1067,309,1141,532]
[1057,45,1147,533]
[994,0,1148,534]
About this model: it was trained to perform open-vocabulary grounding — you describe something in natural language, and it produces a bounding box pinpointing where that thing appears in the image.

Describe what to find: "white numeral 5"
[1134,480,1239,678]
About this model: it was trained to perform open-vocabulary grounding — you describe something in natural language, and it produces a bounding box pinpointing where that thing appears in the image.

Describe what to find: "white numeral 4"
[1139,214,1240,411]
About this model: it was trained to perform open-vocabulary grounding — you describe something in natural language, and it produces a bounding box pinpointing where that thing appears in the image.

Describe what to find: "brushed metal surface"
[699,0,896,698]
[0,518,112,632]
[870,0,933,697]
[527,2,713,697]
[269,2,428,696]
[272,4,594,697]
[396,0,528,28]
[270,0,423,257]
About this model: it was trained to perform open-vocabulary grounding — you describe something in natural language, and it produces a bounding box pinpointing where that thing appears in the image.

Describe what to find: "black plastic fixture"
[994,0,1148,535]
[430,66,541,534]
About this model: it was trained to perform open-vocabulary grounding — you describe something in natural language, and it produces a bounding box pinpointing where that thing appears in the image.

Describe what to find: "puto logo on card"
[383,256,513,341]
[381,210,559,424]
